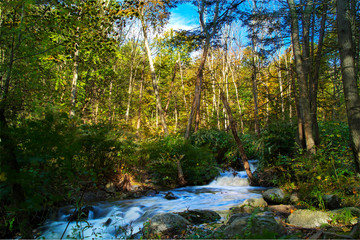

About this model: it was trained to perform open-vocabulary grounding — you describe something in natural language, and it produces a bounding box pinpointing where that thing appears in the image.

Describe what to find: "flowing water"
[38,161,266,239]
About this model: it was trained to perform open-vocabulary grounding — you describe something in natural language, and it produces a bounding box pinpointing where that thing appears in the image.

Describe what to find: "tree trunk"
[0,5,32,237]
[136,56,146,133]
[230,68,244,134]
[178,53,188,111]
[177,159,187,186]
[141,21,169,136]
[164,62,178,117]
[251,43,260,135]
[337,0,360,173]
[278,55,285,120]
[108,80,113,124]
[309,2,327,145]
[69,40,79,119]
[220,91,255,184]
[185,45,209,138]
[185,0,219,138]
[125,39,139,123]
[288,0,316,154]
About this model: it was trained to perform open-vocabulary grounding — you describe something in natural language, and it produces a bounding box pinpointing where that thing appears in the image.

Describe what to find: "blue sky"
[167,2,199,31]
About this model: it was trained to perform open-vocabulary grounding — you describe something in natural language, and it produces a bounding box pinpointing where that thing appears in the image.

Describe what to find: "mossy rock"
[178,209,220,224]
[142,213,191,238]
[219,211,285,238]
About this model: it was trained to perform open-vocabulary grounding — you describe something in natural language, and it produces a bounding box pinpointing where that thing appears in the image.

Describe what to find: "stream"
[38,161,266,239]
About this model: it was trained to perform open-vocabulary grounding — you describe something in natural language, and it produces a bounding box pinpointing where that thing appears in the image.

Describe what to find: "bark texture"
[337,0,360,172]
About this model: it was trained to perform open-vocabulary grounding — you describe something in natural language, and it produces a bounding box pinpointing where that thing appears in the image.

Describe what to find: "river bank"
[35,166,360,239]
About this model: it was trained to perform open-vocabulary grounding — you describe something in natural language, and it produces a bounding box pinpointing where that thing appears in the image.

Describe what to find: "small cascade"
[208,160,258,187]
[38,165,264,239]
[208,170,249,186]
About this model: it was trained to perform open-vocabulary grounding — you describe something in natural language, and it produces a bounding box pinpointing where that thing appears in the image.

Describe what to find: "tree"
[287,0,317,154]
[337,0,360,172]
[132,0,176,136]
[185,0,245,138]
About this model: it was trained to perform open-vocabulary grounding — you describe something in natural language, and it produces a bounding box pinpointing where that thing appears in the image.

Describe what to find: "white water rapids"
[38,161,266,239]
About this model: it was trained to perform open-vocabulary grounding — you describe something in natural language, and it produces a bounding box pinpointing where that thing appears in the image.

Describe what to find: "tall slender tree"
[337,0,360,173]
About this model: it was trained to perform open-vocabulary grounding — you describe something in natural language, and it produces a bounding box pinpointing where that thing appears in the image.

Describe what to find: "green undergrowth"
[189,129,258,168]
[257,121,360,209]
[142,135,219,187]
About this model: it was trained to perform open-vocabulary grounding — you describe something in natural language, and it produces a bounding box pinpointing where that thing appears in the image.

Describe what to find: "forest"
[0,0,359,238]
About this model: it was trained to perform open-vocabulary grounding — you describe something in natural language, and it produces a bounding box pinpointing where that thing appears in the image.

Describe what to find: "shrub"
[256,121,296,166]
[189,129,258,168]
[143,135,218,187]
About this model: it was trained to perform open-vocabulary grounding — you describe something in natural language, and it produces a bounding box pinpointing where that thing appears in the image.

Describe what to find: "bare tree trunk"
[220,91,255,184]
[108,80,113,124]
[251,0,260,135]
[309,2,327,145]
[230,67,244,134]
[137,56,146,133]
[125,38,140,123]
[278,55,285,120]
[69,40,79,118]
[177,159,186,186]
[288,0,316,154]
[185,45,209,138]
[141,21,169,136]
[174,95,178,132]
[337,0,360,173]
[164,62,178,117]
[185,0,219,138]
[178,53,188,111]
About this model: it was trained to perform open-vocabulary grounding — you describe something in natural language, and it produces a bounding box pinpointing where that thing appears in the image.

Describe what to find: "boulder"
[288,209,331,228]
[178,210,220,224]
[269,205,297,218]
[222,211,285,238]
[289,192,300,203]
[240,197,268,208]
[262,188,286,204]
[322,194,341,210]
[142,213,190,238]
[229,198,268,215]
[164,192,177,200]
[145,190,158,197]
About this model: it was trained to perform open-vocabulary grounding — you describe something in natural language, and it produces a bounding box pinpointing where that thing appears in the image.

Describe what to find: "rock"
[229,198,268,215]
[290,192,300,203]
[230,206,255,214]
[288,209,331,228]
[262,188,286,204]
[178,210,220,224]
[164,192,177,200]
[103,218,112,227]
[222,211,285,238]
[322,194,341,210]
[269,205,297,218]
[145,190,158,197]
[142,213,190,238]
[240,197,268,208]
